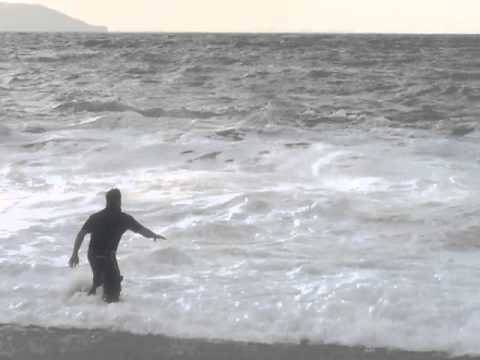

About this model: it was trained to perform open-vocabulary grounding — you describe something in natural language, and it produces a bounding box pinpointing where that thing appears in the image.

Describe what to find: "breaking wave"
[1,32,480,356]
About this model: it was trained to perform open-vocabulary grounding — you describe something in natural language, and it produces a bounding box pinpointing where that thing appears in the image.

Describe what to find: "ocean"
[1,33,480,357]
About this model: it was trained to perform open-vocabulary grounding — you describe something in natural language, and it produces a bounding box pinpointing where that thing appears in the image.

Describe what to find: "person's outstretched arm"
[128,215,166,241]
[69,217,92,268]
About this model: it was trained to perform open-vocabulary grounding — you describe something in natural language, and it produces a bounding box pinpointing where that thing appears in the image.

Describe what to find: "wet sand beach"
[0,324,476,360]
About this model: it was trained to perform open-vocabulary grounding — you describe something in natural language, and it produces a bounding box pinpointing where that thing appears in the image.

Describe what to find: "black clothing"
[81,208,146,302]
[82,208,145,255]
[88,251,122,303]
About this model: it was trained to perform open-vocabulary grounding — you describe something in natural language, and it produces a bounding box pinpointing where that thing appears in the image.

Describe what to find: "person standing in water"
[69,188,166,303]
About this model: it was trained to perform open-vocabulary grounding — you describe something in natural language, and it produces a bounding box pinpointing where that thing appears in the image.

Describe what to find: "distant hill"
[0,3,107,32]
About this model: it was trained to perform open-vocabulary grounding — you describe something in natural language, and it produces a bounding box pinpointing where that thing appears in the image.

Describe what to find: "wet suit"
[80,208,157,303]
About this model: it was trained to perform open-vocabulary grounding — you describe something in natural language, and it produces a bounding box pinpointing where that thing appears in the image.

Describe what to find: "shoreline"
[0,324,476,360]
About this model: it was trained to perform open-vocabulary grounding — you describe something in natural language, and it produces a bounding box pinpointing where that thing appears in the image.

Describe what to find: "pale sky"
[5,0,480,33]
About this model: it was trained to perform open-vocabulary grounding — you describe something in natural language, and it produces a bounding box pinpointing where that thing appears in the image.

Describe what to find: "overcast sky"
[4,0,480,33]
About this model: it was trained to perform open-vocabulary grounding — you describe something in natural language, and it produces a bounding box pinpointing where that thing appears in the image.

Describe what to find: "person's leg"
[102,253,122,303]
[87,252,105,296]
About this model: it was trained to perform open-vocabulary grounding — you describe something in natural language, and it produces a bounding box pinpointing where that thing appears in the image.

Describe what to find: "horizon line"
[1,30,479,35]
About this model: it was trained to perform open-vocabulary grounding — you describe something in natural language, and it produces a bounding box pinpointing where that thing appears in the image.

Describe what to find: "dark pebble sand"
[0,324,476,360]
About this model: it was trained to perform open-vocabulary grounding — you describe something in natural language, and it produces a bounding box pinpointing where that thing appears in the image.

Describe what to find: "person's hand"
[69,253,79,268]
[153,234,167,242]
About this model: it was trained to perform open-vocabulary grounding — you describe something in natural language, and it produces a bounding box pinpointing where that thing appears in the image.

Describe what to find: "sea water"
[1,33,480,355]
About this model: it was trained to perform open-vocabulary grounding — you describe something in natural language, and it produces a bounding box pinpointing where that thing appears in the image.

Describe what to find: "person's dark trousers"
[88,250,122,303]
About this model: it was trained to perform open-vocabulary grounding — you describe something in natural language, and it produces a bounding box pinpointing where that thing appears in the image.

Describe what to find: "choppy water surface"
[1,33,480,355]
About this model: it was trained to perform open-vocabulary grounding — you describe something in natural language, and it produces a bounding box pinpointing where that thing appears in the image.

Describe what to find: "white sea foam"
[1,33,480,356]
